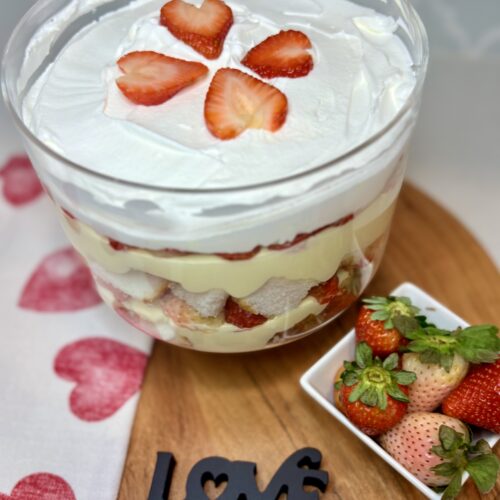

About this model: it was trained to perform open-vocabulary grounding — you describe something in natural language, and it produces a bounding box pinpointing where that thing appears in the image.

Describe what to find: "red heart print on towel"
[55,338,148,422]
[19,247,102,312]
[0,473,76,500]
[0,155,43,206]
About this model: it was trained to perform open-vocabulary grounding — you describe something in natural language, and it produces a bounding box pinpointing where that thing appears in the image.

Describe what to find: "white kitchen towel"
[0,153,153,499]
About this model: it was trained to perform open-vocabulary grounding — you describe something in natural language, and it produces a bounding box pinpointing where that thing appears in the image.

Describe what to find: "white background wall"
[1,0,499,265]
[408,0,500,266]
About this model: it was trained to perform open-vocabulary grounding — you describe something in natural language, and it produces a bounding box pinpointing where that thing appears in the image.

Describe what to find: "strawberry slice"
[242,30,314,79]
[116,51,208,106]
[216,246,261,261]
[225,298,267,329]
[160,0,233,60]
[268,215,354,251]
[204,68,288,140]
[310,276,340,305]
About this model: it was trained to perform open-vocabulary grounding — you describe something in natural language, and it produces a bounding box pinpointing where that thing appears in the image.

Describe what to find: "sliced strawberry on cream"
[242,30,314,79]
[160,0,233,60]
[116,51,208,106]
[204,68,288,140]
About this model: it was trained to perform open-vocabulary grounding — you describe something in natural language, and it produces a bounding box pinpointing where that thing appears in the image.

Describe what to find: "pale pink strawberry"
[403,353,468,412]
[380,412,499,498]
[398,324,500,412]
[380,412,468,487]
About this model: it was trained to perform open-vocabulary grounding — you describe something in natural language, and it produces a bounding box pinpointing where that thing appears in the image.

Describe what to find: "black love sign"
[148,448,329,499]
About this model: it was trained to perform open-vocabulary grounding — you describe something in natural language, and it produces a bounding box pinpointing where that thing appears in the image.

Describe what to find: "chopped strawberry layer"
[309,276,340,305]
[216,246,262,261]
[70,210,354,261]
[322,292,358,317]
[268,214,354,251]
[62,208,76,220]
[109,239,129,252]
[225,298,267,328]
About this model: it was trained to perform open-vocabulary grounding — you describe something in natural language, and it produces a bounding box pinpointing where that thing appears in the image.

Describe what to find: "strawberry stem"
[363,296,420,330]
[402,325,500,371]
[338,343,416,410]
[431,425,499,499]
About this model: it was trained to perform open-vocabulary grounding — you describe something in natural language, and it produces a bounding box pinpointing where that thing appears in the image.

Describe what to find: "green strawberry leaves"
[402,324,500,371]
[441,472,463,500]
[341,370,359,387]
[363,296,420,330]
[431,425,499,499]
[338,342,416,410]
[392,314,433,336]
[466,454,500,494]
[393,370,417,385]
[382,353,399,371]
[470,439,495,456]
[363,295,499,369]
[385,384,410,403]
[455,325,500,364]
[356,341,373,368]
[440,425,461,451]
[432,462,460,477]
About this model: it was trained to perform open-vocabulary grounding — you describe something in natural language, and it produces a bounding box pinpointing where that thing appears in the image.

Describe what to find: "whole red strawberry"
[335,342,416,436]
[442,359,500,433]
[355,296,420,358]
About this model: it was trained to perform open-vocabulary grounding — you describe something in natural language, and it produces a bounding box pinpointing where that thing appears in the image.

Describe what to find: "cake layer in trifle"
[58,184,396,351]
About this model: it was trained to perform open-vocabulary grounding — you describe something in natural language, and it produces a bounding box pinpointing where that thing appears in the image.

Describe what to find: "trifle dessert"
[2,0,428,352]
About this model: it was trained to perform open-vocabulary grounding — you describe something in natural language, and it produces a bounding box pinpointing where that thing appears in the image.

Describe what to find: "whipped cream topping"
[23,0,415,189]
[19,0,422,252]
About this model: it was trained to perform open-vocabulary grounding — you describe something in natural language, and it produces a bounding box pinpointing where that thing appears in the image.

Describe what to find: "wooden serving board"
[119,183,500,500]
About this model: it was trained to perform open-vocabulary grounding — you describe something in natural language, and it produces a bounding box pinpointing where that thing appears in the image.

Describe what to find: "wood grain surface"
[119,183,500,500]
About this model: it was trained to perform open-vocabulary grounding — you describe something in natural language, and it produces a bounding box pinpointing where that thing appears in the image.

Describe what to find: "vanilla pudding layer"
[21,0,417,253]
[60,186,397,298]
[55,182,395,351]
[92,232,388,352]
[99,285,330,352]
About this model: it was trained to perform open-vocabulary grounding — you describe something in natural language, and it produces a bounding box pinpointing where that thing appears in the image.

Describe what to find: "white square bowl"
[300,282,499,500]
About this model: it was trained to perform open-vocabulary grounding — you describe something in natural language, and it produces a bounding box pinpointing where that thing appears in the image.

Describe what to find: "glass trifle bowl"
[2,0,428,352]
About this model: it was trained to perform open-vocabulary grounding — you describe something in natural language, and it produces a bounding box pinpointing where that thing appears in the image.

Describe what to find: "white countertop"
[1,0,499,266]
